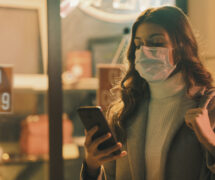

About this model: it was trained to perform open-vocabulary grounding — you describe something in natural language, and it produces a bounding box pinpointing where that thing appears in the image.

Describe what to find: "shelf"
[13,74,98,93]
[0,141,82,165]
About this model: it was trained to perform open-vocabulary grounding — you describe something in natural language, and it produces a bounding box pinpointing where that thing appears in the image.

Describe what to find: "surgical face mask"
[135,46,176,82]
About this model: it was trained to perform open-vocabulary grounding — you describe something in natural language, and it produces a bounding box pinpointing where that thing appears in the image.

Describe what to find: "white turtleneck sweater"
[145,72,187,180]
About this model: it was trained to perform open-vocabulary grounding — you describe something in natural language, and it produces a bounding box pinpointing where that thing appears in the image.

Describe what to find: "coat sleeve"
[198,91,215,179]
[205,95,215,177]
[198,149,215,180]
[103,160,116,180]
[206,151,215,174]
[80,160,116,180]
[80,160,103,180]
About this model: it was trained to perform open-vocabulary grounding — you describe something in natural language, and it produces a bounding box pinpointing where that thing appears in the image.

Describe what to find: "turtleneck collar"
[148,72,186,99]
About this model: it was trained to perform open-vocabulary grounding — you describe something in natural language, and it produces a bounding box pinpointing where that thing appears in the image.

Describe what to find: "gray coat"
[81,87,215,180]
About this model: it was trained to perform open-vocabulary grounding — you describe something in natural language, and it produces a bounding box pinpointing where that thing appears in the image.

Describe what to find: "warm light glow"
[112,1,120,9]
[60,0,80,18]
[2,153,10,160]
[60,0,176,20]
[113,0,136,10]
[70,0,79,7]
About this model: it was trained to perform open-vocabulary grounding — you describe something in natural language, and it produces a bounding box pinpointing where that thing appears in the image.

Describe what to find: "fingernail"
[117,143,122,147]
[107,133,111,137]
[121,151,127,156]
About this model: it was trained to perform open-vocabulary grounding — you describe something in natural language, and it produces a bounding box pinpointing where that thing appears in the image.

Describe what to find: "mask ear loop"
[162,46,179,79]
[134,48,142,64]
[172,45,182,66]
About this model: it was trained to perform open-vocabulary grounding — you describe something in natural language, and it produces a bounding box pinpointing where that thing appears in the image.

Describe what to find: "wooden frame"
[0,0,48,73]
[47,0,63,180]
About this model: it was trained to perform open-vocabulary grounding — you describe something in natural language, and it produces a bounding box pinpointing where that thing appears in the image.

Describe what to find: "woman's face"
[134,23,174,65]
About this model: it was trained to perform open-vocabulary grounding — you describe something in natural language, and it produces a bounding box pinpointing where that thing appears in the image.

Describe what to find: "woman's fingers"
[186,108,203,114]
[185,113,194,128]
[99,151,127,164]
[96,143,122,158]
[84,126,98,147]
[185,121,193,129]
[84,129,87,135]
[89,133,112,152]
[185,108,208,129]
[83,126,127,170]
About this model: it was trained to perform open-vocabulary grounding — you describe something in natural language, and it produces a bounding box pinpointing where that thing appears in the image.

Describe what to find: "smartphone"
[77,106,121,155]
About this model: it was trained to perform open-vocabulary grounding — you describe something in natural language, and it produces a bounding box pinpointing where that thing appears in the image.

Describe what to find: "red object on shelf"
[97,64,123,112]
[66,51,92,78]
[19,114,73,155]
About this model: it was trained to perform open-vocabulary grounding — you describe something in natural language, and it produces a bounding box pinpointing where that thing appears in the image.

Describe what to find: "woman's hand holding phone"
[84,126,127,176]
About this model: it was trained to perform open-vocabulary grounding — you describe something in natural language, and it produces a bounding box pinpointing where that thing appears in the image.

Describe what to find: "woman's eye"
[134,42,141,49]
[135,45,141,49]
[147,42,165,47]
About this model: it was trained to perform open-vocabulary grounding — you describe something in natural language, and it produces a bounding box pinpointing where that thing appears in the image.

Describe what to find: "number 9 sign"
[0,65,13,113]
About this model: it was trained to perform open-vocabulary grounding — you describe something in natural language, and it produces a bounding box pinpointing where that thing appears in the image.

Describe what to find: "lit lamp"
[60,0,176,22]
[60,0,80,18]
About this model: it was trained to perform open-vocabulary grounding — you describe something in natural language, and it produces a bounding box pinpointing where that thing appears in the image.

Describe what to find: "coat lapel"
[125,86,205,180]
[126,100,149,180]
[159,86,204,178]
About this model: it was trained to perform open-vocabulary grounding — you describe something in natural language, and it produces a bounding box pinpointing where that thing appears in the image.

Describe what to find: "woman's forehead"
[135,23,169,41]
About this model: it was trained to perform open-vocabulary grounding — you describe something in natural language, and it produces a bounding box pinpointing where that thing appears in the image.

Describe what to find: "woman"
[81,6,215,180]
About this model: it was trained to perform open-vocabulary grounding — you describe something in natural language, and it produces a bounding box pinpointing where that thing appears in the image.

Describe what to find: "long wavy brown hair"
[107,6,213,143]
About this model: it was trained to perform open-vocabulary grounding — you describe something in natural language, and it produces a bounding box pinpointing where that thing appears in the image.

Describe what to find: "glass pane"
[0,5,49,180]
[60,1,176,180]
[59,0,215,180]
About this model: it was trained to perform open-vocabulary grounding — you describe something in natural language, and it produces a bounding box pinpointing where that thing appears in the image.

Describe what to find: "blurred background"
[0,0,214,179]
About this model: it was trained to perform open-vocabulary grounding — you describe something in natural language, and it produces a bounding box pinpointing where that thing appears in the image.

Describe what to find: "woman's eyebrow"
[135,33,165,40]
[149,33,165,39]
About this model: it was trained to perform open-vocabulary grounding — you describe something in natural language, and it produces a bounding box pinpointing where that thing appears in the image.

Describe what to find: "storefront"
[0,0,214,180]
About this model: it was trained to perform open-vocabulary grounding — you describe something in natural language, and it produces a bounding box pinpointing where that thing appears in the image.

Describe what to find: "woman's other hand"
[84,126,127,176]
[185,108,215,156]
